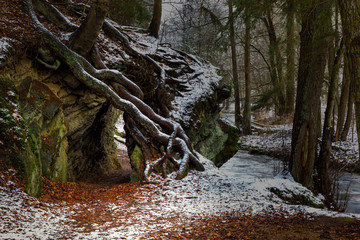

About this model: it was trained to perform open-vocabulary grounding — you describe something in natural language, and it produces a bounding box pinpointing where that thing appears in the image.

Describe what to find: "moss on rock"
[269,187,325,209]
[19,77,68,182]
[0,74,43,197]
[129,145,143,183]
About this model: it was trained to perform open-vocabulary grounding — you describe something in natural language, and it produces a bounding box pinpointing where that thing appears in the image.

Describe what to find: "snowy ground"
[221,110,360,170]
[1,113,360,239]
[1,147,360,239]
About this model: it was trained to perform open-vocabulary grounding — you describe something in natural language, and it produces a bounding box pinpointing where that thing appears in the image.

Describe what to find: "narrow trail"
[37,147,360,239]
[1,145,360,239]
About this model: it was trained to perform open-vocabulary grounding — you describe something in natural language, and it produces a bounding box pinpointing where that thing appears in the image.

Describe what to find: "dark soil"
[86,148,132,186]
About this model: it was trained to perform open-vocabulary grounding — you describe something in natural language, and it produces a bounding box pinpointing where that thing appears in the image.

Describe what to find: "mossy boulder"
[0,75,42,197]
[179,81,239,166]
[267,178,325,209]
[20,140,42,197]
[269,187,325,209]
[1,51,121,192]
[129,144,144,183]
[19,77,68,182]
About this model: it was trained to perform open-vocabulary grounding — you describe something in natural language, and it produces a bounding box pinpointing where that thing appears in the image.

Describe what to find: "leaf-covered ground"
[1,146,360,239]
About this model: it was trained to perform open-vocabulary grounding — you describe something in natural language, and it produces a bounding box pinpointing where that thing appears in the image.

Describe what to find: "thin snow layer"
[332,131,359,167]
[237,113,359,169]
[114,113,127,150]
[0,38,11,52]
[1,155,359,239]
[0,37,13,66]
[169,60,222,125]
[118,26,223,125]
[86,20,224,127]
[239,128,292,154]
[141,155,359,219]
[0,170,72,239]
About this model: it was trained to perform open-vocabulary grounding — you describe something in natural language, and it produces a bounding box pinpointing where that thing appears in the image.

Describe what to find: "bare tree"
[243,5,252,134]
[228,0,241,128]
[290,0,331,189]
[338,0,360,164]
[148,0,162,38]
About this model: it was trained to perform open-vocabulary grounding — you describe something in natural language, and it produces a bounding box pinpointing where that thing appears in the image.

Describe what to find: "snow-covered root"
[23,0,204,181]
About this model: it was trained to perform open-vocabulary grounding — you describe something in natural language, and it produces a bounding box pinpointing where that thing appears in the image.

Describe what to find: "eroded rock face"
[2,30,237,193]
[1,54,120,194]
[182,85,239,167]
[19,77,67,182]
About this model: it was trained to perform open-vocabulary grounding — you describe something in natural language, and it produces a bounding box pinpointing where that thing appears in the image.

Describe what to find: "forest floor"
[38,164,360,240]
[1,145,360,239]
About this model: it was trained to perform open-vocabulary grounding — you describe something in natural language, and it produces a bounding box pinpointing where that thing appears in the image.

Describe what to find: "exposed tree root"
[23,0,204,181]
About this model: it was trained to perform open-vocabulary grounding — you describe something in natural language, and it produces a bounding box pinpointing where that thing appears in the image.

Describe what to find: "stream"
[222,150,360,214]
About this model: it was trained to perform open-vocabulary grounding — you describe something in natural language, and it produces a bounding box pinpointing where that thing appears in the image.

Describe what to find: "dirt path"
[41,175,360,240]
[2,147,359,239]
[36,149,360,239]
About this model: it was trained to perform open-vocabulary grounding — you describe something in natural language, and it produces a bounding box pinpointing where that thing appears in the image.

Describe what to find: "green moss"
[114,129,126,138]
[40,110,68,182]
[0,78,26,169]
[129,145,143,183]
[269,187,325,209]
[175,164,189,180]
[108,0,151,27]
[0,74,43,197]
[213,121,240,167]
[21,141,42,198]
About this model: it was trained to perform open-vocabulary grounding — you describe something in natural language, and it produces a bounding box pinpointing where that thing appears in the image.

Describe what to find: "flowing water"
[223,150,360,214]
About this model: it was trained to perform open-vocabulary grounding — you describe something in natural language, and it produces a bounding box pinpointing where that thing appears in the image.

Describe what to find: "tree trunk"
[318,39,344,204]
[290,0,330,189]
[262,10,286,117]
[341,91,353,141]
[285,0,296,115]
[338,0,360,160]
[68,0,109,57]
[148,0,162,38]
[336,56,351,141]
[243,6,252,135]
[228,1,241,128]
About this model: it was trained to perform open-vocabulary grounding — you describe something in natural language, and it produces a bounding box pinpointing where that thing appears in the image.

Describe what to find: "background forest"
[160,0,360,207]
[1,0,360,238]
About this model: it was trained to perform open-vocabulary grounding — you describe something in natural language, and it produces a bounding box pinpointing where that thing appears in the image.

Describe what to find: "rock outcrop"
[1,26,238,195]
[1,38,120,197]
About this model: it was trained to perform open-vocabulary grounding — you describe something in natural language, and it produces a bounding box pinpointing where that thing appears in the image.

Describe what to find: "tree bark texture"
[338,0,360,159]
[243,6,252,135]
[336,56,351,141]
[290,0,330,189]
[341,91,353,141]
[228,1,241,128]
[262,8,286,117]
[318,39,344,203]
[285,0,296,115]
[68,0,109,57]
[148,0,162,38]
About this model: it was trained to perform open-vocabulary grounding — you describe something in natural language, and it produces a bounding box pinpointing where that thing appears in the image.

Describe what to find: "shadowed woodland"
[1,0,360,238]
